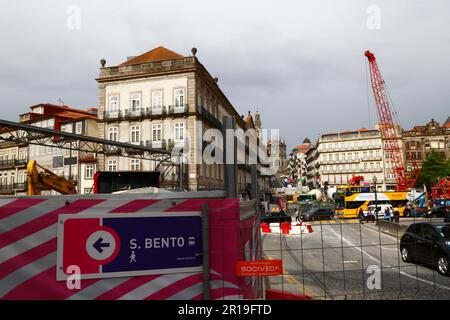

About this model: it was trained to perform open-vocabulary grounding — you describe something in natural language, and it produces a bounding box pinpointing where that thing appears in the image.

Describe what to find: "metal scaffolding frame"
[0,119,174,167]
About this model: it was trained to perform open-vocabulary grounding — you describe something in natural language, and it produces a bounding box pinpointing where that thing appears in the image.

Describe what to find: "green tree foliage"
[415,150,450,190]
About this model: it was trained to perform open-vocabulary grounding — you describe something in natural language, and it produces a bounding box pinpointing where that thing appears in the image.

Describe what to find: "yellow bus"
[334,186,409,218]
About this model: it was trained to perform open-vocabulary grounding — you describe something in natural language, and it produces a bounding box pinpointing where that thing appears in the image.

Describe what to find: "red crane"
[364,51,419,191]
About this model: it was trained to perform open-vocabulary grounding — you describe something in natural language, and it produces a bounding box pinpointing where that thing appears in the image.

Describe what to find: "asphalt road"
[263,221,450,300]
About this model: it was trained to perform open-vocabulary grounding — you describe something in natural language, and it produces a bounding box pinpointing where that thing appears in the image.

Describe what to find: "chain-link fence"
[262,217,450,300]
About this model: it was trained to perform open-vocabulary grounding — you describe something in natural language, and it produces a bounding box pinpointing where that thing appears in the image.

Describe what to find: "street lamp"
[373,176,378,225]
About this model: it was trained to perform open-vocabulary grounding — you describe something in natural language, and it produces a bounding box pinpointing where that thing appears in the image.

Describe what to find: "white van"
[363,204,395,219]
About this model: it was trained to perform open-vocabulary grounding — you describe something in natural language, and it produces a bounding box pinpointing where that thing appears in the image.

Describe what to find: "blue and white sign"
[56,212,203,280]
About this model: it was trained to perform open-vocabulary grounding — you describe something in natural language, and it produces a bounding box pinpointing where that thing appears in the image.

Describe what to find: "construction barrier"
[260,222,313,235]
[0,192,262,300]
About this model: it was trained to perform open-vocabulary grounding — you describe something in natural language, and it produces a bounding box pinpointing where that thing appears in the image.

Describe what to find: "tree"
[415,150,450,190]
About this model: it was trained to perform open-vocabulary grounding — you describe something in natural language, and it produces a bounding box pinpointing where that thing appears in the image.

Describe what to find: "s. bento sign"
[56,212,203,280]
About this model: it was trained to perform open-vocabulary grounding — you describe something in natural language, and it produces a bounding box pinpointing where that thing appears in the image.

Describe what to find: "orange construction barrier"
[260,223,271,233]
[280,222,291,234]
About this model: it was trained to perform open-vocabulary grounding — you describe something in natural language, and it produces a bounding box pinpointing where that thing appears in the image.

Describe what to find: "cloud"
[0,0,449,149]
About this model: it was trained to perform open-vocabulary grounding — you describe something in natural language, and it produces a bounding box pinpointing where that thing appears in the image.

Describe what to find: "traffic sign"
[56,212,203,280]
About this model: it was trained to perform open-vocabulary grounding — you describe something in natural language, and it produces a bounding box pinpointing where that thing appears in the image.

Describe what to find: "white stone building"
[96,46,270,194]
[305,126,403,191]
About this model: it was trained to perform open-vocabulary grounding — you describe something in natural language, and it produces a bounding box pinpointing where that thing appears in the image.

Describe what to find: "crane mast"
[364,50,408,191]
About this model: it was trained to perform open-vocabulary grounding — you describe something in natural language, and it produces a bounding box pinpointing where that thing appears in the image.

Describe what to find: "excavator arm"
[27,160,77,195]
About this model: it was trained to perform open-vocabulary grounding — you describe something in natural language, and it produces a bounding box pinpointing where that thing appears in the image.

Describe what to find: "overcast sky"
[0,0,449,150]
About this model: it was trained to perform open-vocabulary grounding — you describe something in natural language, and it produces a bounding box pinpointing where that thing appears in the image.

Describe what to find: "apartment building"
[0,140,28,195]
[305,143,319,189]
[96,46,269,194]
[288,138,311,185]
[305,126,403,191]
[402,118,450,174]
[18,103,98,195]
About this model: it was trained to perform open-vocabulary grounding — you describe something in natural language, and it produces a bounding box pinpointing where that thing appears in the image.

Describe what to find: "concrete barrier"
[378,220,409,239]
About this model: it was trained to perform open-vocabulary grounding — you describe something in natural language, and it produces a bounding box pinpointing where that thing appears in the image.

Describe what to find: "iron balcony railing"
[0,158,28,169]
[103,105,189,121]
[13,182,27,191]
[140,139,177,151]
[0,160,15,169]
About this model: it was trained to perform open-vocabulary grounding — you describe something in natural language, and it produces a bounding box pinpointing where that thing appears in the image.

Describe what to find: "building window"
[109,127,118,141]
[108,159,117,171]
[174,123,184,141]
[363,151,367,159]
[131,93,141,111]
[61,124,72,133]
[130,125,140,143]
[85,164,94,179]
[174,88,185,107]
[109,96,119,113]
[75,122,83,134]
[152,91,162,109]
[152,124,162,142]
[130,159,141,171]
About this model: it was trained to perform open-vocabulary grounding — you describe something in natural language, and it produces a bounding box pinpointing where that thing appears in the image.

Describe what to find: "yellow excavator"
[27,160,77,195]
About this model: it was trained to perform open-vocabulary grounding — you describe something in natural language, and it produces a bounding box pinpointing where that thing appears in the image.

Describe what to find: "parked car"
[400,222,450,276]
[261,212,292,224]
[298,208,334,221]
[423,206,447,219]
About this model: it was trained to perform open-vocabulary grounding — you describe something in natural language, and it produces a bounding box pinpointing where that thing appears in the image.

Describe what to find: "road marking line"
[327,226,450,292]
[264,252,323,299]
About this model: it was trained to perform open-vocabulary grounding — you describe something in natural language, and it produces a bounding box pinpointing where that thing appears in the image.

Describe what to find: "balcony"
[13,183,27,191]
[14,159,28,167]
[140,139,176,151]
[103,110,121,121]
[0,184,14,193]
[124,108,145,119]
[0,158,28,169]
[167,104,188,115]
[0,160,15,169]
[361,156,382,161]
[103,105,189,122]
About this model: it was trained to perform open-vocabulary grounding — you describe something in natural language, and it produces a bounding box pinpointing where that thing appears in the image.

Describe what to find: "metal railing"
[103,104,189,121]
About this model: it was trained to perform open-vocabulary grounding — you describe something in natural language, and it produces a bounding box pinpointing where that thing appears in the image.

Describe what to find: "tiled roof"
[444,116,450,128]
[119,46,185,66]
[56,111,97,120]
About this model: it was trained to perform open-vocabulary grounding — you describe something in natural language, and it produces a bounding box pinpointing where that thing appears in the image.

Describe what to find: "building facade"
[288,138,311,186]
[267,137,288,177]
[0,140,28,195]
[96,46,269,194]
[402,118,450,174]
[305,126,403,191]
[16,103,98,195]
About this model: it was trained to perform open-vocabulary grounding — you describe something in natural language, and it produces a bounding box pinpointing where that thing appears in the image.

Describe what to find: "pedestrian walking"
[359,208,364,224]
[384,208,390,221]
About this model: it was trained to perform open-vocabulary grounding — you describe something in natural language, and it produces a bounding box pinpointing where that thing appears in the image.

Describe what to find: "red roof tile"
[120,46,185,66]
